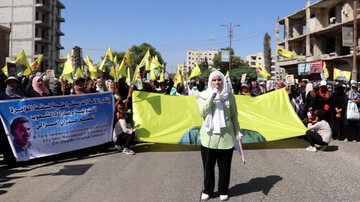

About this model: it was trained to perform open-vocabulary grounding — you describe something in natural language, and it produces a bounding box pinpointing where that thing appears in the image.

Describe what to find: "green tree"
[229,66,257,82]
[199,69,213,81]
[111,43,164,79]
[199,57,209,72]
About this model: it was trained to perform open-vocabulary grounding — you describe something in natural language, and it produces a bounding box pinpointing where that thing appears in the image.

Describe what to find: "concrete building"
[0,25,11,68]
[276,0,360,81]
[186,49,218,72]
[0,0,65,75]
[246,53,277,80]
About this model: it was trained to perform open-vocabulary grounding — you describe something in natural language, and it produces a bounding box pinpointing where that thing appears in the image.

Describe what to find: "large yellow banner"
[133,88,307,145]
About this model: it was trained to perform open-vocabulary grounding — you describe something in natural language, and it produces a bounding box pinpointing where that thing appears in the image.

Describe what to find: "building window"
[188,57,191,59]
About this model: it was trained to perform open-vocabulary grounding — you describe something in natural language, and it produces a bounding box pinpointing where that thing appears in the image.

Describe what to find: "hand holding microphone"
[210,85,219,101]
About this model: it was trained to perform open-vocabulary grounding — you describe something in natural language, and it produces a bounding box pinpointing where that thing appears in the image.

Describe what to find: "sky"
[60,0,318,73]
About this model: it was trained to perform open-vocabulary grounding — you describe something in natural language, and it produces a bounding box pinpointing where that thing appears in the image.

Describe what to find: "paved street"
[1,137,360,202]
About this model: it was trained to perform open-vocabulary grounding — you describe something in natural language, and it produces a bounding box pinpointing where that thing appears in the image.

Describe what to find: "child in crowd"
[113,100,136,155]
[305,109,332,152]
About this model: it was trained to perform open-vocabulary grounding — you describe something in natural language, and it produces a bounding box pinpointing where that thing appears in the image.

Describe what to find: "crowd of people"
[1,70,360,158]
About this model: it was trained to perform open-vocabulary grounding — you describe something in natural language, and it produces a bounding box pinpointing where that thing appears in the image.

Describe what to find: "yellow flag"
[189,61,201,79]
[150,55,161,70]
[109,56,119,81]
[119,49,130,78]
[139,49,151,70]
[23,54,43,76]
[322,61,329,79]
[132,64,143,90]
[75,67,85,79]
[276,46,294,59]
[61,54,74,83]
[98,46,114,72]
[173,64,183,87]
[2,65,8,77]
[86,54,98,80]
[160,66,165,82]
[150,56,163,80]
[13,50,30,76]
[126,66,131,84]
[255,62,270,81]
[333,68,351,82]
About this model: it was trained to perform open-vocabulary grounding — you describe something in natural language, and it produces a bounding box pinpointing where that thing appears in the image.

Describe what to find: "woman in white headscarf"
[196,70,241,201]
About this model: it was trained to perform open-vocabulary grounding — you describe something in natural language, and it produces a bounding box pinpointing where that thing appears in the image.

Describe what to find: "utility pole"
[221,22,240,71]
[352,0,358,81]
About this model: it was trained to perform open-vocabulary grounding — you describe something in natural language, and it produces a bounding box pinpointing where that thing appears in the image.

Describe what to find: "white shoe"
[201,193,210,201]
[344,138,348,142]
[353,140,357,143]
[220,195,229,201]
[306,146,317,152]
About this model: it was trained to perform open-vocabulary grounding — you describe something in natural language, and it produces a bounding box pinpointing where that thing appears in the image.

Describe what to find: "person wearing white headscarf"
[196,70,241,201]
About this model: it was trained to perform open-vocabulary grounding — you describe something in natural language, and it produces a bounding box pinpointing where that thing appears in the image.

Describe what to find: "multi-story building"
[246,53,277,80]
[0,0,65,75]
[186,49,218,71]
[276,0,359,81]
[0,25,10,68]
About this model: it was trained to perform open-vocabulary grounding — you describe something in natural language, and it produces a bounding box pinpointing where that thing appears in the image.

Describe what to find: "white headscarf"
[197,71,230,134]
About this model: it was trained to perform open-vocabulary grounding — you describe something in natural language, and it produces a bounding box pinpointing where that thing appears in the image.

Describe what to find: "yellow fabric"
[60,54,74,83]
[98,46,114,72]
[150,56,162,80]
[109,56,119,81]
[173,64,183,87]
[333,68,351,81]
[276,46,294,59]
[189,61,201,79]
[74,67,84,78]
[132,64,143,90]
[159,67,165,82]
[86,54,98,79]
[23,54,43,76]
[2,66,8,77]
[133,88,307,144]
[119,49,130,78]
[139,49,151,70]
[323,61,329,78]
[255,62,270,81]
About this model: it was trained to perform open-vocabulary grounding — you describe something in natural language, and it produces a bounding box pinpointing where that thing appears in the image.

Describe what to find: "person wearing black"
[330,84,347,140]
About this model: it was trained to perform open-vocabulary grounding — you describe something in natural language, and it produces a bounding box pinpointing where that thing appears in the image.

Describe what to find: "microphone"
[211,85,219,100]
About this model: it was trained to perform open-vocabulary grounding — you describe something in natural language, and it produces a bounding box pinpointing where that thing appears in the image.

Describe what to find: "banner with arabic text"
[0,92,114,162]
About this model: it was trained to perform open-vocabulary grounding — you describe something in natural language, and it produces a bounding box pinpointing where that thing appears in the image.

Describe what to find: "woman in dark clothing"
[0,76,25,100]
[27,76,50,97]
[49,78,63,96]
[316,81,331,123]
[305,84,319,120]
[330,84,347,140]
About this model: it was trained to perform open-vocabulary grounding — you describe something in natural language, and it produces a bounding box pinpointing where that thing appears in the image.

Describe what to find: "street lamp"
[220,22,240,71]
[352,0,358,81]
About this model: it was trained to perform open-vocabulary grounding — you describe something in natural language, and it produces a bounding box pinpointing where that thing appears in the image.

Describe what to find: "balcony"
[57,0,65,9]
[55,28,64,36]
[35,34,50,44]
[56,15,65,22]
[35,18,51,28]
[55,43,64,49]
[36,1,51,13]
[34,50,50,59]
